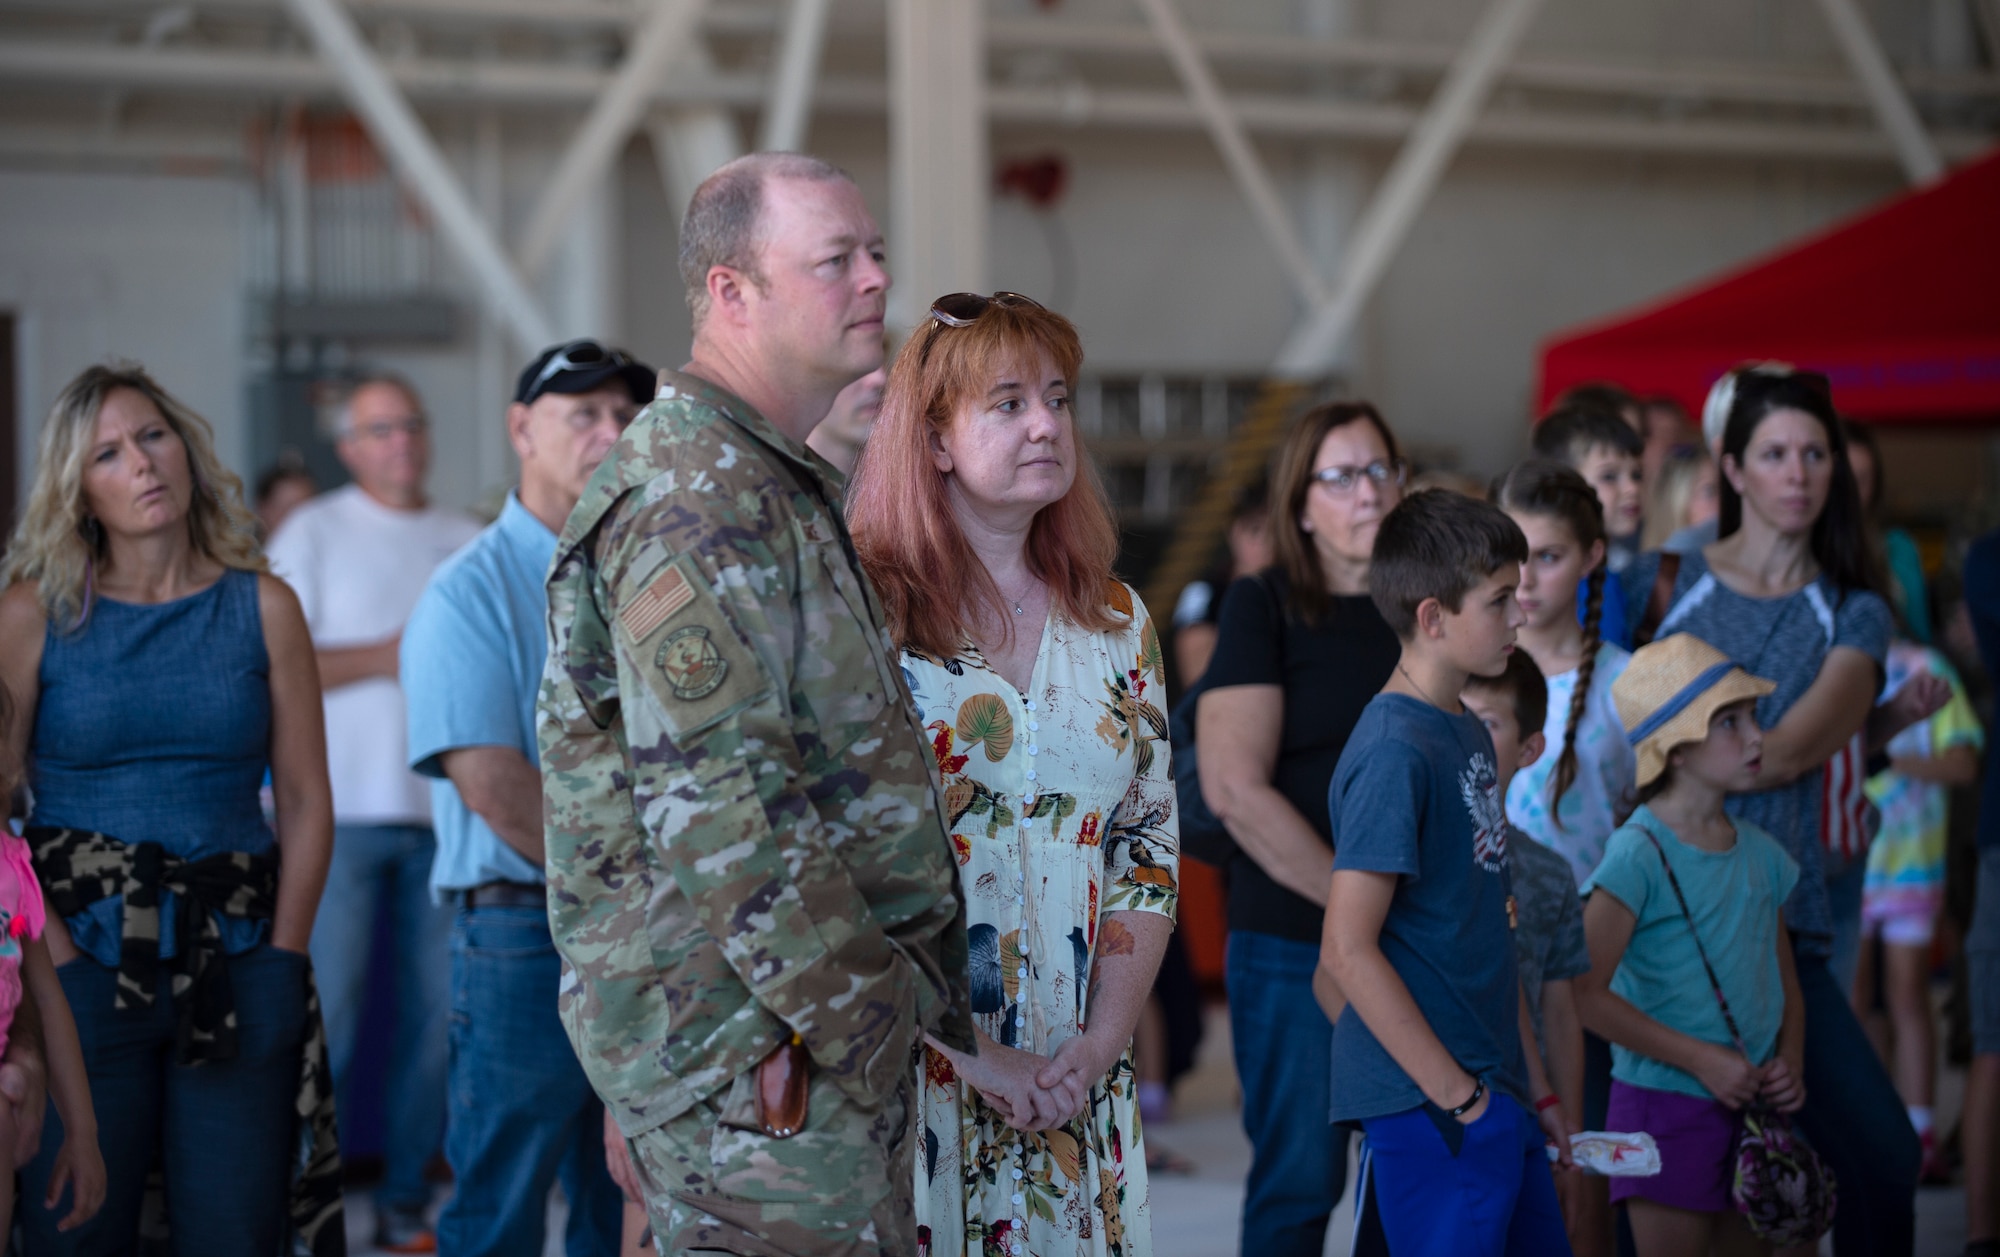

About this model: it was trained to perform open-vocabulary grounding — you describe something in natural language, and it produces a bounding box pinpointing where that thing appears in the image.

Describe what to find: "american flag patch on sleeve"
[620,563,696,641]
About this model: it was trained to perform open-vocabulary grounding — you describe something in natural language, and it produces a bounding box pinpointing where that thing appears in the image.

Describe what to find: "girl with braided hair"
[1493,459,1638,888]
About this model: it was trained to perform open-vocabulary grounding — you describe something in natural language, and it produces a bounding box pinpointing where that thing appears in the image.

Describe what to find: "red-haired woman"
[848,293,1177,1257]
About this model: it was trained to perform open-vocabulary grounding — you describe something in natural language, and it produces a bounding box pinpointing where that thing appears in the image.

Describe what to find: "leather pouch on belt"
[754,1033,810,1139]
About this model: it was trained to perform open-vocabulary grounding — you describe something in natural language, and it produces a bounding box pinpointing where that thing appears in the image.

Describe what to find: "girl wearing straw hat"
[1576,633,1807,1256]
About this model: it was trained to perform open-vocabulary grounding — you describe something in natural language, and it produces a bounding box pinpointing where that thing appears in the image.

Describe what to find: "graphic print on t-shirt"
[1461,751,1510,872]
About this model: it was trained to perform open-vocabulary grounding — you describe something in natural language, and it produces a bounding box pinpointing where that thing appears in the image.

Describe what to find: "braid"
[1493,457,1610,831]
[1552,566,1603,827]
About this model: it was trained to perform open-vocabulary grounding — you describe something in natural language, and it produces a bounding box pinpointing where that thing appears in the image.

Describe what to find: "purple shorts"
[1606,1079,1738,1213]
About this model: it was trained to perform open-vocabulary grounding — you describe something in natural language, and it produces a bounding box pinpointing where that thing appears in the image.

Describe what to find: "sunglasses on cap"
[523,339,640,402]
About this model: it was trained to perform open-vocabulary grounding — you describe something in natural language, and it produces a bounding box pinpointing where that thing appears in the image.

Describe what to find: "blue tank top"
[30,568,274,966]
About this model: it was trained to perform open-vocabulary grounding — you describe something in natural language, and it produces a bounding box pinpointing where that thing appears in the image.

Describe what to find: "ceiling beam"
[1811,0,1945,184]
[1134,0,1326,309]
[516,0,708,276]
[1273,0,1545,377]
[0,39,1989,166]
[986,18,2000,107]
[278,0,553,354]
[757,0,831,153]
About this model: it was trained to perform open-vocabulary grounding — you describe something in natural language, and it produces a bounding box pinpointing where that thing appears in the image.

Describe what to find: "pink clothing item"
[0,832,47,1059]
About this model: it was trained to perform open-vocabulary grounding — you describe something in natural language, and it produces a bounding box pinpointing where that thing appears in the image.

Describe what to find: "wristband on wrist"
[1535,1094,1563,1113]
[1446,1077,1486,1119]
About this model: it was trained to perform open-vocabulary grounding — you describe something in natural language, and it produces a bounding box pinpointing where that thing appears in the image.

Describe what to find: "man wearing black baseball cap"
[400,338,653,1255]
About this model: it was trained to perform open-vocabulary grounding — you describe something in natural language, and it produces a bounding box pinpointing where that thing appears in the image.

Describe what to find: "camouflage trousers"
[630,1065,918,1256]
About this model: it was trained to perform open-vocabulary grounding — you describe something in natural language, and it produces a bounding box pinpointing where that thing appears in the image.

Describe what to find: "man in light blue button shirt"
[402,340,653,1256]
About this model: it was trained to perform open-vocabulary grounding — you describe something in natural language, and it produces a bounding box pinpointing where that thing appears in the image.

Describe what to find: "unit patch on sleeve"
[657,624,730,700]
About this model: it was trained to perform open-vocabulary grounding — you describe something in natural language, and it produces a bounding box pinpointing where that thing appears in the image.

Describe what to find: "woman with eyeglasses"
[1194,402,1406,1257]
[847,292,1177,1257]
[0,362,336,1254]
[1618,364,1946,1256]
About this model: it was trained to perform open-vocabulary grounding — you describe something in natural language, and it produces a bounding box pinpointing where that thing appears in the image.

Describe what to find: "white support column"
[471,107,515,499]
[1812,0,1946,185]
[759,0,832,152]
[645,35,743,220]
[1134,0,1327,310]
[887,0,985,329]
[1272,0,1544,377]
[517,0,710,276]
[280,0,553,355]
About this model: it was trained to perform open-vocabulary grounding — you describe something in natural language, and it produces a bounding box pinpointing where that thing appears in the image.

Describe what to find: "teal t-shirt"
[1582,805,1799,1100]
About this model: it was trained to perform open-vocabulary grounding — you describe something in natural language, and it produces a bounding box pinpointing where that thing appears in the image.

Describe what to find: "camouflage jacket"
[538,368,975,1138]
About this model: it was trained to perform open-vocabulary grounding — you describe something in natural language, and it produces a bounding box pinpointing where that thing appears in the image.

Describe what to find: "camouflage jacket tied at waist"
[25,825,346,1257]
[538,368,974,1138]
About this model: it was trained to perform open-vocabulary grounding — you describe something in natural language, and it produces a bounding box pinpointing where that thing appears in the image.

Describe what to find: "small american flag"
[621,565,694,641]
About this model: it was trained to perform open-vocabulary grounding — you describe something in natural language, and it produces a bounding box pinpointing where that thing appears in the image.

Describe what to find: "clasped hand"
[1694,1044,1805,1113]
[960,1034,1114,1132]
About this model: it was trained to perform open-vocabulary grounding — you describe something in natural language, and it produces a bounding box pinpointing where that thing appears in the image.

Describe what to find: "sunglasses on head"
[918,292,1048,368]
[927,291,1046,327]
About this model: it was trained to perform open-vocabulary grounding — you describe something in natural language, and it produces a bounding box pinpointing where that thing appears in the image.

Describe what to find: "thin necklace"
[1004,575,1035,616]
[1397,661,1446,710]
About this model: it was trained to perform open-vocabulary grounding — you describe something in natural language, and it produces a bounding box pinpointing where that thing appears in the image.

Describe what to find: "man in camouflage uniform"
[538,152,973,1256]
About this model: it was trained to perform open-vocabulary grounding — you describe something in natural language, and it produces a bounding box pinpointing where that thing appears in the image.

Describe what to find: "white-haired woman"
[0,363,337,1255]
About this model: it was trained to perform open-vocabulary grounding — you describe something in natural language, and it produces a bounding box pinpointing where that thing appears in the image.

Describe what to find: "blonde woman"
[0,363,337,1255]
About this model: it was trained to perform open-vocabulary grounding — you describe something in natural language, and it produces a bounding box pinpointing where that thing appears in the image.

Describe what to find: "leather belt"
[462,881,547,909]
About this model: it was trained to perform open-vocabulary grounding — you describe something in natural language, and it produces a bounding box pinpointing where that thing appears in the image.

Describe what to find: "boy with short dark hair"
[1462,651,1590,1121]
[1321,489,1576,1256]
[1534,405,1646,574]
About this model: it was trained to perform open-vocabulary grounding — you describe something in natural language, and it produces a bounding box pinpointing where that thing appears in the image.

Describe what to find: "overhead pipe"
[3,39,1989,166]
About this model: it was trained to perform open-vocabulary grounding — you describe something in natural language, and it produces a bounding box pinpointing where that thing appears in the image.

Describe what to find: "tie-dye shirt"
[1864,642,1983,921]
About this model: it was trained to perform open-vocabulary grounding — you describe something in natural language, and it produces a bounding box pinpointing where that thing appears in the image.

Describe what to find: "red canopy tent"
[1537,145,2000,425]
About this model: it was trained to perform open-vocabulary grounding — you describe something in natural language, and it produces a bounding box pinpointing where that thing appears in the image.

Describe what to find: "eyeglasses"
[1310,460,1407,494]
[525,339,637,401]
[349,415,427,442]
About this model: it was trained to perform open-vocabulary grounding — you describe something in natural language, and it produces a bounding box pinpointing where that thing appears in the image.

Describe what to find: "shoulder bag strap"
[1637,825,1753,1060]
[1633,551,1683,648]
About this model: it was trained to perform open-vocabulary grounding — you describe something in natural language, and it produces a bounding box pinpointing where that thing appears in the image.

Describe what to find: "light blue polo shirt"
[402,492,556,898]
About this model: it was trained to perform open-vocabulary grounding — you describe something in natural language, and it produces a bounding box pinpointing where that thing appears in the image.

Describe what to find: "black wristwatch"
[1447,1076,1486,1119]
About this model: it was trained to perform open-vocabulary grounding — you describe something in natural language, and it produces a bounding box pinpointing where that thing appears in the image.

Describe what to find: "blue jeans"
[1227,930,1347,1257]
[1794,950,1920,1256]
[1362,1093,1572,1257]
[438,904,623,1257]
[1825,856,1867,994]
[310,822,452,1211]
[20,946,307,1255]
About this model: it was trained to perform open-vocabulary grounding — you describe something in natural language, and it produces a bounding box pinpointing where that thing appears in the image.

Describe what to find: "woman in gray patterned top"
[1618,363,1940,1257]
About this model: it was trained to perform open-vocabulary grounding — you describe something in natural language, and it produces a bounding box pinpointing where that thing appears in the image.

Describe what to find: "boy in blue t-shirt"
[1319,489,1576,1256]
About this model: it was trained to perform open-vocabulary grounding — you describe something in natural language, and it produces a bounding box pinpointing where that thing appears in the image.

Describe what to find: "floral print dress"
[904,581,1178,1257]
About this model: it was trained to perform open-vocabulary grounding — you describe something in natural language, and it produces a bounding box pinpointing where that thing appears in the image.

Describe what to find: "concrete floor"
[346,1004,1978,1256]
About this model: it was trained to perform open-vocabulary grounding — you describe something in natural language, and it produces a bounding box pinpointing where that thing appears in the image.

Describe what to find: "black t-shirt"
[1202,569,1400,942]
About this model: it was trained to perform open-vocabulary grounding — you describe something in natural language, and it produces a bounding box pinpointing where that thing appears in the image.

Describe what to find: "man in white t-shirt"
[267,374,480,1253]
